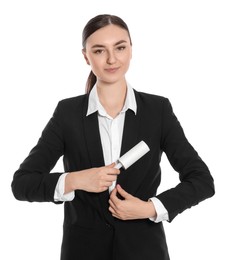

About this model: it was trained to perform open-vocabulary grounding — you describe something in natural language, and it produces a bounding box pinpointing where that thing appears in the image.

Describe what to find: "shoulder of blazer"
[55,94,89,116]
[58,94,88,107]
[133,89,170,112]
[134,89,167,102]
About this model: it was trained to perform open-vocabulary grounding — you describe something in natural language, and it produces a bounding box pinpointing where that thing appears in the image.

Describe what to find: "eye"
[93,49,104,54]
[116,45,126,51]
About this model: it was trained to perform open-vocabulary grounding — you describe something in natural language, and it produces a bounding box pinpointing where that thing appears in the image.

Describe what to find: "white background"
[1,0,228,259]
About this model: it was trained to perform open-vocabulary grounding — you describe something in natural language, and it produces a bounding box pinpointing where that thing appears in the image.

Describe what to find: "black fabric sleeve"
[156,98,215,222]
[11,102,65,203]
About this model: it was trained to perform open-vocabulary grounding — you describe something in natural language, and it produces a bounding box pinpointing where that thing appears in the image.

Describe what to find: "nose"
[107,50,116,64]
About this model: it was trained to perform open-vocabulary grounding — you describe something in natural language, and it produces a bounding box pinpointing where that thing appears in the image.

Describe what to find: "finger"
[109,207,124,220]
[109,205,115,214]
[108,168,120,175]
[108,200,119,216]
[109,187,119,201]
[109,207,121,219]
[101,175,117,186]
[108,199,116,210]
[106,162,116,168]
[110,187,122,205]
[104,181,114,188]
[106,163,121,174]
[110,186,117,199]
[106,174,118,182]
[116,184,131,199]
[103,165,120,175]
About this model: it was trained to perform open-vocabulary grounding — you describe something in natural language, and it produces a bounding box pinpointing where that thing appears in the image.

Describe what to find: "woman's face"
[82,24,132,85]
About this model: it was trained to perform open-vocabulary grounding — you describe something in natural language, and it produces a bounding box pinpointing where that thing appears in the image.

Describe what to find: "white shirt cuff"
[148,197,169,223]
[54,173,75,202]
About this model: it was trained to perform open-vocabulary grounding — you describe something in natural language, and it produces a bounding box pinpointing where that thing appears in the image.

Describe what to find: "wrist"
[65,172,80,193]
[145,200,157,219]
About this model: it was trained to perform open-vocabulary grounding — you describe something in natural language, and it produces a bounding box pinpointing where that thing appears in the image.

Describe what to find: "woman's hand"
[65,163,120,193]
[109,184,156,220]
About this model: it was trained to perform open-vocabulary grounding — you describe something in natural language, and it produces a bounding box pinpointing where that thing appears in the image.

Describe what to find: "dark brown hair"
[82,14,132,94]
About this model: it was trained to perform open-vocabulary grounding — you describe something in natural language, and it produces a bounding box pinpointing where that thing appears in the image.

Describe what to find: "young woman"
[12,14,215,260]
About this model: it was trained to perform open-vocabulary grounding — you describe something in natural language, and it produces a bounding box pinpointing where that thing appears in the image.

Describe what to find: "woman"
[11,14,215,260]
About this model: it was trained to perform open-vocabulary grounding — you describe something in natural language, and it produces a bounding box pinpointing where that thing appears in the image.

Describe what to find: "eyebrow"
[91,40,128,49]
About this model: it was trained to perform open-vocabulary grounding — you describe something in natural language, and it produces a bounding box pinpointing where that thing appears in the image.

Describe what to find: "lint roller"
[114,141,150,170]
[109,141,150,192]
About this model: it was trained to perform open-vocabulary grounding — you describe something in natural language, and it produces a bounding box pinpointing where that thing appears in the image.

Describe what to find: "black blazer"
[12,90,215,260]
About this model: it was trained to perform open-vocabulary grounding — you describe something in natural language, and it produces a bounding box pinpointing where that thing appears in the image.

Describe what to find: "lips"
[105,67,120,73]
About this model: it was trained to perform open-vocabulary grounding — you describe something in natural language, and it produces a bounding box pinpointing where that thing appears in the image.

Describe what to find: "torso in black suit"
[12,90,215,260]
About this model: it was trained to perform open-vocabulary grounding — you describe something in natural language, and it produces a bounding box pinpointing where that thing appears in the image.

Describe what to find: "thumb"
[116,184,131,199]
[106,162,116,168]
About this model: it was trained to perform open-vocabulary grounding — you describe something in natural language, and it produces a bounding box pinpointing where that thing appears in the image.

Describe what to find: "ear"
[82,49,90,65]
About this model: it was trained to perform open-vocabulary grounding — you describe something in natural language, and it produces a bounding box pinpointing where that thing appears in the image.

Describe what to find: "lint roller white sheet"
[109,141,150,192]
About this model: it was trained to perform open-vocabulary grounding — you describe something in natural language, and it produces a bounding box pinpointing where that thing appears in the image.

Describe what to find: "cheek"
[90,60,101,72]
[88,59,105,77]
[119,51,131,63]
[88,55,103,67]
[121,54,132,68]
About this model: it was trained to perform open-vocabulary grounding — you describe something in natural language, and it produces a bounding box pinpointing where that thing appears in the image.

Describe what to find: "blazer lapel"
[118,91,142,187]
[82,93,105,168]
[83,111,105,168]
[83,99,114,222]
[120,109,140,156]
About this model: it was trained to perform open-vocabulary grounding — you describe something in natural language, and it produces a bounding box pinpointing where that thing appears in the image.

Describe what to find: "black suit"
[12,90,215,260]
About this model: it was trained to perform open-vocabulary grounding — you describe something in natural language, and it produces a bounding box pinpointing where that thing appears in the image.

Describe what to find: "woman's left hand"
[109,184,156,220]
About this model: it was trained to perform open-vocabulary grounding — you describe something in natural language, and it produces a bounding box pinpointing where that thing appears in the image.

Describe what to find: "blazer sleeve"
[156,98,215,222]
[11,102,65,203]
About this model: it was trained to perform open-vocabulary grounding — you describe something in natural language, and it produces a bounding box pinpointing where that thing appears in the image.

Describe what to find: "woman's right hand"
[64,163,120,193]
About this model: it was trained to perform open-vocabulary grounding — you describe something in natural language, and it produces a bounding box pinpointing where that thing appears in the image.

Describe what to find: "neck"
[96,81,127,118]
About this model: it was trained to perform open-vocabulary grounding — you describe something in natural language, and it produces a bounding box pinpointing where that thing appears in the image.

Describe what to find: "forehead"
[86,24,130,47]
